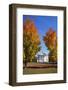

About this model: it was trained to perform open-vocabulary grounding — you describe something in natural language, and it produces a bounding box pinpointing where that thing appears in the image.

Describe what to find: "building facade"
[36,53,49,63]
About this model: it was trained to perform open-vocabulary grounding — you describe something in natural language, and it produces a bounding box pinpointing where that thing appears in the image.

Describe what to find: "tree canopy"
[43,28,57,62]
[23,19,40,64]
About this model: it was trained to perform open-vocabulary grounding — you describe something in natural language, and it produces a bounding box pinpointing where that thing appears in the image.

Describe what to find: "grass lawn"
[23,67,57,75]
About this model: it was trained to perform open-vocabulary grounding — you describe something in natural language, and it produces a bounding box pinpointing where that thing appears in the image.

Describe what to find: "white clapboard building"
[36,52,49,63]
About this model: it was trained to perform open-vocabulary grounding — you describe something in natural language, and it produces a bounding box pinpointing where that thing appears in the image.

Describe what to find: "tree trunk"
[24,59,27,68]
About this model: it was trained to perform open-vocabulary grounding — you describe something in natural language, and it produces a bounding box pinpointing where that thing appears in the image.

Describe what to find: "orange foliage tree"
[23,19,40,65]
[43,28,57,62]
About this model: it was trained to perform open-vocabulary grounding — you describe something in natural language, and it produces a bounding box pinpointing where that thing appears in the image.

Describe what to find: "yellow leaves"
[24,19,40,45]
[43,28,57,51]
[23,19,40,62]
[43,28,57,62]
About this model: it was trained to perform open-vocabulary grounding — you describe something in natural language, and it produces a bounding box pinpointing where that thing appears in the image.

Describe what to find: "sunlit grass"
[23,67,57,75]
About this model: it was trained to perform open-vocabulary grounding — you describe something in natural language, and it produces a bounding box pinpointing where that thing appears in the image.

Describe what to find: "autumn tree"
[23,19,40,66]
[43,28,57,62]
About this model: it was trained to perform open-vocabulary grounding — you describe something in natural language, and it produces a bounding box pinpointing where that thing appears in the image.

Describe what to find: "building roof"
[35,51,47,58]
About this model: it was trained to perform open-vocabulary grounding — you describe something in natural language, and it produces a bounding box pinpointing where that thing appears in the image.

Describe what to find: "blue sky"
[23,15,57,55]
